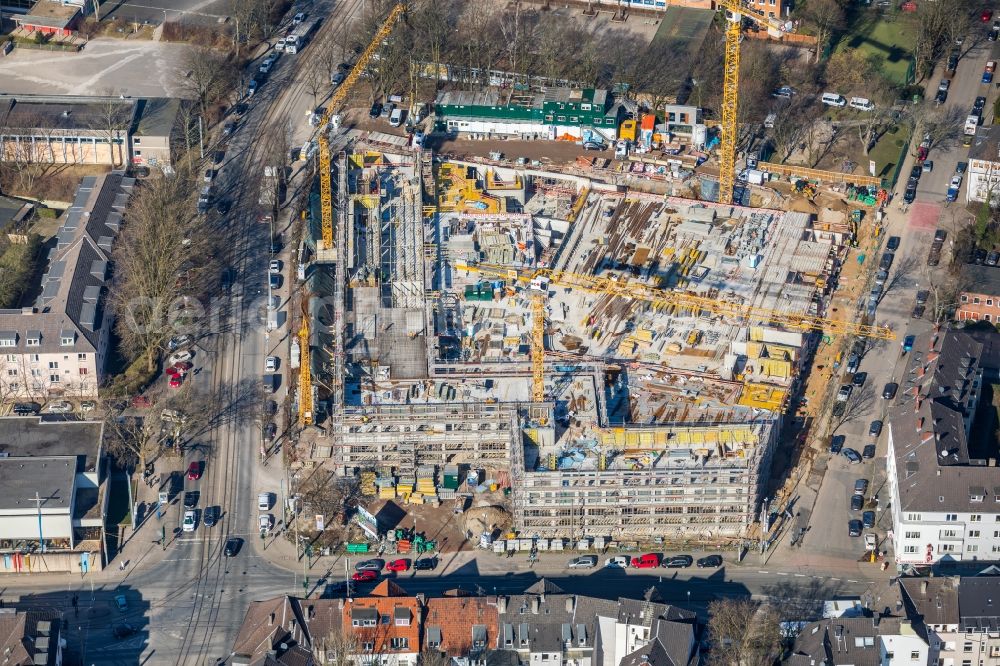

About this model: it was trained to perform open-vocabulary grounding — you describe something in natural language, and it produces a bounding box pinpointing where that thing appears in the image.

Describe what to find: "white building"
[884,329,1000,566]
[900,576,1000,666]
[967,126,1000,204]
[0,417,107,574]
[786,617,929,666]
[0,172,133,400]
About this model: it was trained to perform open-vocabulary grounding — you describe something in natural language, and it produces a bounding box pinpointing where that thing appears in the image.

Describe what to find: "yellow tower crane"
[455,261,894,400]
[298,3,405,426]
[715,1,786,205]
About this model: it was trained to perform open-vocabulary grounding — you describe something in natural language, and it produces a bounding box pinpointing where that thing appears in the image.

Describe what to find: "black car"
[265,422,277,441]
[957,161,969,175]
[862,444,876,459]
[224,537,242,557]
[830,435,845,454]
[989,251,1000,267]
[852,371,867,387]
[869,420,883,437]
[843,448,862,464]
[903,183,917,203]
[234,102,248,116]
[216,200,231,215]
[935,228,948,242]
[183,491,199,509]
[203,505,218,527]
[112,623,136,639]
[886,236,900,251]
[975,248,988,264]
[664,555,693,568]
[854,478,869,494]
[882,383,898,399]
[909,165,922,180]
[912,303,926,319]
[990,28,998,41]
[696,555,723,568]
[413,557,438,571]
[332,72,346,86]
[848,519,863,537]
[369,102,383,119]
[862,511,876,528]
[223,121,236,136]
[266,400,278,415]
[935,89,948,104]
[850,493,864,511]
[12,402,39,415]
[323,581,350,597]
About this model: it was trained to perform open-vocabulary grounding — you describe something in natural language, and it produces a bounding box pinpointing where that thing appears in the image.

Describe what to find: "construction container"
[360,472,376,496]
[442,464,460,490]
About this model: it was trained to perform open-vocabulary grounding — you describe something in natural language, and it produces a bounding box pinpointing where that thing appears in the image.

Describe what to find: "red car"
[386,558,410,572]
[168,375,183,388]
[352,570,377,582]
[173,361,193,373]
[187,462,202,480]
[983,8,993,22]
[131,395,151,408]
[631,553,661,569]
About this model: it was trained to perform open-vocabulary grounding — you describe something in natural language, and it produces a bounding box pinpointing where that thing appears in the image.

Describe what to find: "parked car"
[903,181,917,203]
[169,350,194,365]
[47,401,72,413]
[830,435,845,454]
[247,79,259,96]
[983,8,994,22]
[848,519,863,537]
[265,356,278,372]
[413,557,438,571]
[902,336,915,353]
[605,556,630,569]
[855,478,869,494]
[352,570,378,582]
[183,491,199,508]
[223,121,236,136]
[369,102,383,118]
[114,594,128,612]
[957,161,969,175]
[332,72,346,86]
[846,353,860,374]
[843,448,862,464]
[632,553,661,569]
[386,558,410,572]
[168,375,184,389]
[187,461,202,480]
[355,559,384,572]
[292,11,306,24]
[258,492,271,511]
[270,274,282,290]
[665,555,694,568]
[852,371,867,387]
[168,334,192,351]
[886,236,900,251]
[12,402,40,415]
[922,160,934,173]
[265,422,277,441]
[869,420,883,437]
[836,385,853,402]
[183,510,196,532]
[850,493,864,511]
[203,506,218,527]
[269,259,282,273]
[863,511,876,528]
[258,513,273,533]
[568,555,598,569]
[883,382,898,399]
[697,555,723,568]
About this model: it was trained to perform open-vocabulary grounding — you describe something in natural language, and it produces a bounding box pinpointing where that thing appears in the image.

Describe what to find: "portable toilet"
[639,114,656,148]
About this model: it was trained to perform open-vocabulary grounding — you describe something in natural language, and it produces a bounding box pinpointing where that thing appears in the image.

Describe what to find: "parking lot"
[0,38,192,98]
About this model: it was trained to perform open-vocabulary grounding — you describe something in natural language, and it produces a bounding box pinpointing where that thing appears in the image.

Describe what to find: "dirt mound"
[463,505,512,538]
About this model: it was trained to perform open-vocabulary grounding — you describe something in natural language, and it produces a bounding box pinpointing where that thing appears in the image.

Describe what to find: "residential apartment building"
[967,126,1000,205]
[956,266,1000,323]
[0,417,107,574]
[0,172,133,400]
[786,617,928,666]
[0,94,180,168]
[885,329,1000,566]
[227,580,699,666]
[900,576,1000,666]
[0,608,63,666]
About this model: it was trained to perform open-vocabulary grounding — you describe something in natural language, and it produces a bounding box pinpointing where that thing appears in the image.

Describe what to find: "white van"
[848,97,875,111]
[389,107,404,127]
[274,37,286,53]
[966,115,981,135]
[821,92,847,108]
[258,493,271,511]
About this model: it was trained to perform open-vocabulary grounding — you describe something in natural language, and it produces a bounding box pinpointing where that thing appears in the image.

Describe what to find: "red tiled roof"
[343,595,421,654]
[424,597,499,656]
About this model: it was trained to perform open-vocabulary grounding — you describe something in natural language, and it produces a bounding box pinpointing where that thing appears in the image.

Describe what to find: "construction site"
[291,145,873,544]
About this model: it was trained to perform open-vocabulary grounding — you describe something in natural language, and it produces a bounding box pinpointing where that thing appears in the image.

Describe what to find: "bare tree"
[102,407,161,470]
[91,90,134,168]
[800,0,846,63]
[706,598,782,666]
[305,66,327,110]
[177,48,238,121]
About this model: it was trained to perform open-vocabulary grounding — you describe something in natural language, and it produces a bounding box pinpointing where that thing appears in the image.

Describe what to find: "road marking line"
[830,577,841,581]
[793,573,806,577]
[775,572,788,576]
[758,570,769,574]
[847,579,859,583]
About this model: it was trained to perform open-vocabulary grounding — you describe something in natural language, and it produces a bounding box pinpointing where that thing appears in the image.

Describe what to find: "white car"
[604,555,630,569]
[46,401,73,414]
[80,400,96,412]
[268,259,282,273]
[259,60,272,75]
[183,510,196,532]
[950,174,963,189]
[258,492,271,511]
[169,350,193,365]
[264,356,278,372]
[292,12,306,24]
[258,513,273,533]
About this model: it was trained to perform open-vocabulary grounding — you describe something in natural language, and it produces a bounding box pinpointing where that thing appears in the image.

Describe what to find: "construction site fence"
[756,161,885,188]
[885,131,913,190]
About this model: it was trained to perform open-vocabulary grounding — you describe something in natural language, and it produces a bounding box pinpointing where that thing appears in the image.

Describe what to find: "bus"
[284,19,319,54]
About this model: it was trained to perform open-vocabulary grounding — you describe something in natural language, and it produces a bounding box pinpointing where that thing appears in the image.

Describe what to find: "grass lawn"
[834,11,918,84]
[868,124,912,183]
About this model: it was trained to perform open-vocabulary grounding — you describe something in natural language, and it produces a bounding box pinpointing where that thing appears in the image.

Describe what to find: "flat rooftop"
[0,417,103,472]
[0,456,76,512]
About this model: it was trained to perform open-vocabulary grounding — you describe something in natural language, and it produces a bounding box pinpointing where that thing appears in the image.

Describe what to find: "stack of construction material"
[397,474,415,501]
[360,472,376,496]
[416,465,437,503]
[376,475,396,500]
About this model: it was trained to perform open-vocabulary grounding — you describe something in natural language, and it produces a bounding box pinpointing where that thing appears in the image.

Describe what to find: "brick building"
[956,265,1000,323]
